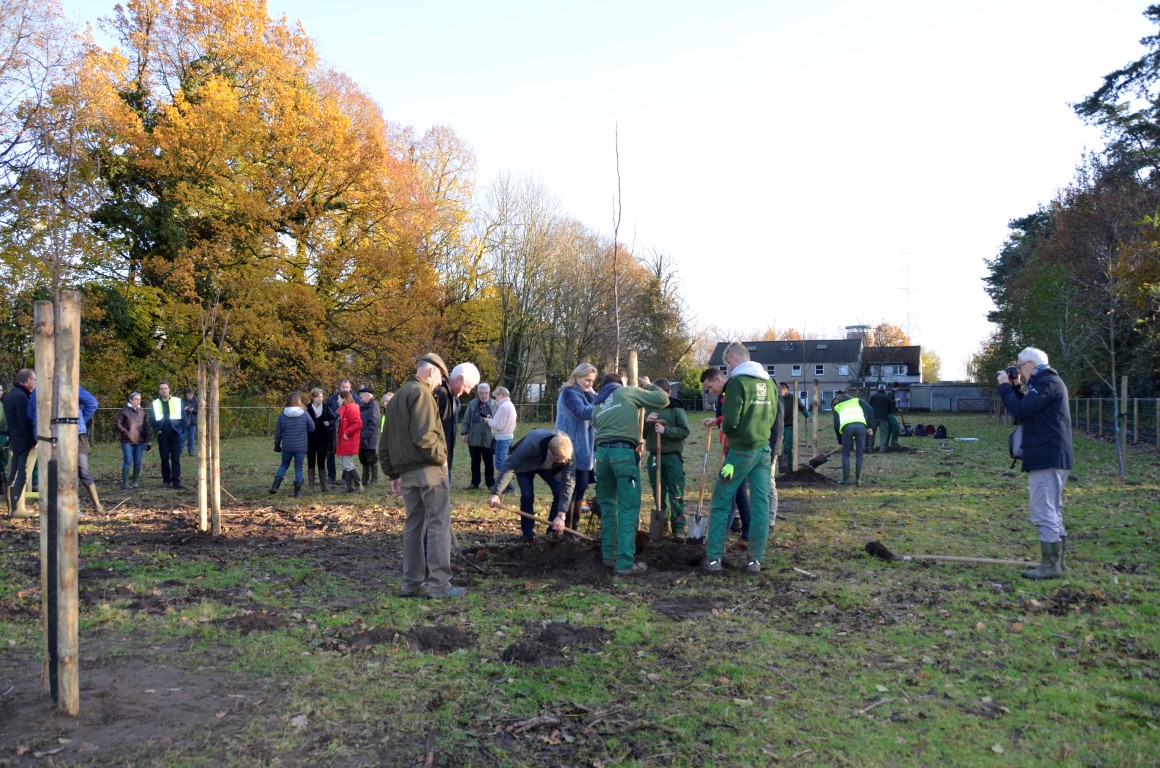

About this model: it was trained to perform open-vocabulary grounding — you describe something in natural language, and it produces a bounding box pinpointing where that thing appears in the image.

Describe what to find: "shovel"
[865,540,1035,566]
[688,430,722,540]
[808,445,842,469]
[494,502,595,541]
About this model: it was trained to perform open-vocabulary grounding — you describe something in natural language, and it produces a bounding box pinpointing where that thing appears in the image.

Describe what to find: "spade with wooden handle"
[495,502,595,541]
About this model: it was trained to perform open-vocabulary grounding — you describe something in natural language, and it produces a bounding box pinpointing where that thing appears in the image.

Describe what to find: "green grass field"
[1,414,1156,766]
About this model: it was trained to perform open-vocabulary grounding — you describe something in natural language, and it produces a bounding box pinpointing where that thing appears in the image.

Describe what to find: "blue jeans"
[493,437,512,479]
[517,470,562,539]
[121,442,144,471]
[275,451,306,483]
[185,423,197,454]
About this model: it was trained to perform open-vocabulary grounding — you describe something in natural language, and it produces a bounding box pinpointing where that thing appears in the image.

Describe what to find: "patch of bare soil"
[469,536,708,581]
[0,641,266,766]
[406,625,479,654]
[500,640,565,667]
[215,607,288,634]
[651,596,719,621]
[778,469,836,487]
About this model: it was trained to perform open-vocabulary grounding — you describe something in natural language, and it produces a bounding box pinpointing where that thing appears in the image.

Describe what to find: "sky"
[61,0,1155,379]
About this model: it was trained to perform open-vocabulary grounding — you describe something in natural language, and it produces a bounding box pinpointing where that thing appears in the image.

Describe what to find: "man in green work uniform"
[832,392,874,486]
[703,342,777,575]
[644,379,690,541]
[592,373,671,576]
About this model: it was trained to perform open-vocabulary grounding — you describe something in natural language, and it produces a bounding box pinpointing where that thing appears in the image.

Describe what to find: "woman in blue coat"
[271,391,315,498]
[555,363,597,532]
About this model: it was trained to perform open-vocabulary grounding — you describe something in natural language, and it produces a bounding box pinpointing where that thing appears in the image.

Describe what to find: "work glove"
[144,443,152,451]
[720,463,735,481]
[274,445,281,453]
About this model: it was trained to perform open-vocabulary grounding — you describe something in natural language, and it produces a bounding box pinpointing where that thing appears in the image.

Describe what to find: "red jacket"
[337,402,362,456]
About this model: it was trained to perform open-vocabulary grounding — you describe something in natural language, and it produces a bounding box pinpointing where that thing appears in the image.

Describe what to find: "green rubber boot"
[1021,540,1063,580]
[122,466,132,489]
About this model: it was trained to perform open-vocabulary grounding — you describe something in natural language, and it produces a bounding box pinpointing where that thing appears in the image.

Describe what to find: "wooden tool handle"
[494,503,595,541]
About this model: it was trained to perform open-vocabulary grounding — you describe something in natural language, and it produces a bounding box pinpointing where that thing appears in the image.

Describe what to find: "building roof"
[707,339,865,366]
[860,345,922,374]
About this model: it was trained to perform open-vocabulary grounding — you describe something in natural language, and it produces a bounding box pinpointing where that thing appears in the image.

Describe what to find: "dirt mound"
[471,536,706,578]
[215,608,287,634]
[778,470,835,487]
[406,625,479,654]
[501,640,565,667]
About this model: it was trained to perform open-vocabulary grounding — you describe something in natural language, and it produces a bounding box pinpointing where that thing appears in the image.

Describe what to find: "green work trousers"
[596,444,643,571]
[887,414,900,445]
[707,445,772,563]
[647,452,686,535]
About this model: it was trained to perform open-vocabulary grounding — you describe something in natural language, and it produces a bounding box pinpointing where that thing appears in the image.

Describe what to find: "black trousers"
[159,430,182,484]
[468,444,495,489]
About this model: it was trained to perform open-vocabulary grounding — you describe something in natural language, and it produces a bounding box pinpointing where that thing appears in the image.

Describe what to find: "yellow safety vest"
[152,397,178,423]
[835,397,866,433]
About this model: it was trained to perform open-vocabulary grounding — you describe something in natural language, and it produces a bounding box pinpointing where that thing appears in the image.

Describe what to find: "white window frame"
[815,364,824,376]
[791,364,802,377]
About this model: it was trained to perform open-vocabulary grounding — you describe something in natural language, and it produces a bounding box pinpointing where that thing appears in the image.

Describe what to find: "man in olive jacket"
[379,355,463,598]
[704,342,776,574]
[592,373,672,576]
[644,379,691,540]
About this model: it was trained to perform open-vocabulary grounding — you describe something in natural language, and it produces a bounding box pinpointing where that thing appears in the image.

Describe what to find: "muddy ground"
[0,497,796,766]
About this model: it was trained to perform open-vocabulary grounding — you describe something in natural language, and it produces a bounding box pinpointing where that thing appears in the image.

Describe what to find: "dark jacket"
[275,406,315,454]
[151,395,185,436]
[2,383,35,454]
[181,395,199,428]
[359,398,381,451]
[645,396,691,455]
[998,366,1073,472]
[868,390,894,421]
[115,402,150,445]
[380,375,446,477]
[433,381,459,466]
[492,428,576,513]
[306,400,332,450]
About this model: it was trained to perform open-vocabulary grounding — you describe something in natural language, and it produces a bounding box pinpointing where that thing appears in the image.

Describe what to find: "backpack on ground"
[925,424,936,436]
[913,423,925,437]
[1008,425,1023,469]
[934,425,948,439]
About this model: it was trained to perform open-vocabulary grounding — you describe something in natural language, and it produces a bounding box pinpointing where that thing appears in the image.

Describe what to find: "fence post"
[1085,399,1090,433]
[1133,398,1139,445]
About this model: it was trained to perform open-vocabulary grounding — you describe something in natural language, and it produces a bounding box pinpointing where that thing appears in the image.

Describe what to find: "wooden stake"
[627,350,638,388]
[811,380,820,457]
[197,361,207,531]
[33,301,54,693]
[210,361,221,535]
[54,290,81,716]
[791,380,800,469]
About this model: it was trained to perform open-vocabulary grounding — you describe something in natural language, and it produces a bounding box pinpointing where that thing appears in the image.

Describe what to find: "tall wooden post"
[210,361,221,535]
[791,381,800,468]
[33,301,54,692]
[197,360,208,532]
[604,352,617,378]
[627,350,638,387]
[54,291,81,716]
[1132,398,1139,444]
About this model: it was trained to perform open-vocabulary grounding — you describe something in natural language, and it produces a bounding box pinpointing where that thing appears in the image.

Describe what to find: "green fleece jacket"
[592,383,672,445]
[721,361,776,450]
[379,375,446,477]
[645,397,690,455]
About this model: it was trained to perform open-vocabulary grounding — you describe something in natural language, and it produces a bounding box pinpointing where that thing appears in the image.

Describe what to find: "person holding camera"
[996,347,1072,580]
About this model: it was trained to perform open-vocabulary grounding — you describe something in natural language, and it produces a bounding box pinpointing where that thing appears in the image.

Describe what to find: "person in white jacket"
[485,387,517,489]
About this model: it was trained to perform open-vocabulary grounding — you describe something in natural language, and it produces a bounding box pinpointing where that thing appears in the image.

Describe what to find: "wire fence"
[86,400,715,444]
[1069,397,1159,448]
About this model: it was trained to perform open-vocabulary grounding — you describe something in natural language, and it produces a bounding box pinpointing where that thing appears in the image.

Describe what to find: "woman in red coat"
[336,391,363,493]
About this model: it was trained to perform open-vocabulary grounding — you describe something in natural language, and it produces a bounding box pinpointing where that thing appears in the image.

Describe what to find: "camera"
[1005,365,1019,380]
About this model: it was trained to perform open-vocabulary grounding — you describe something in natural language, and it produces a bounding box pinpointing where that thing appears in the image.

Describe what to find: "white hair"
[477,382,490,392]
[451,362,480,389]
[1018,347,1049,367]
